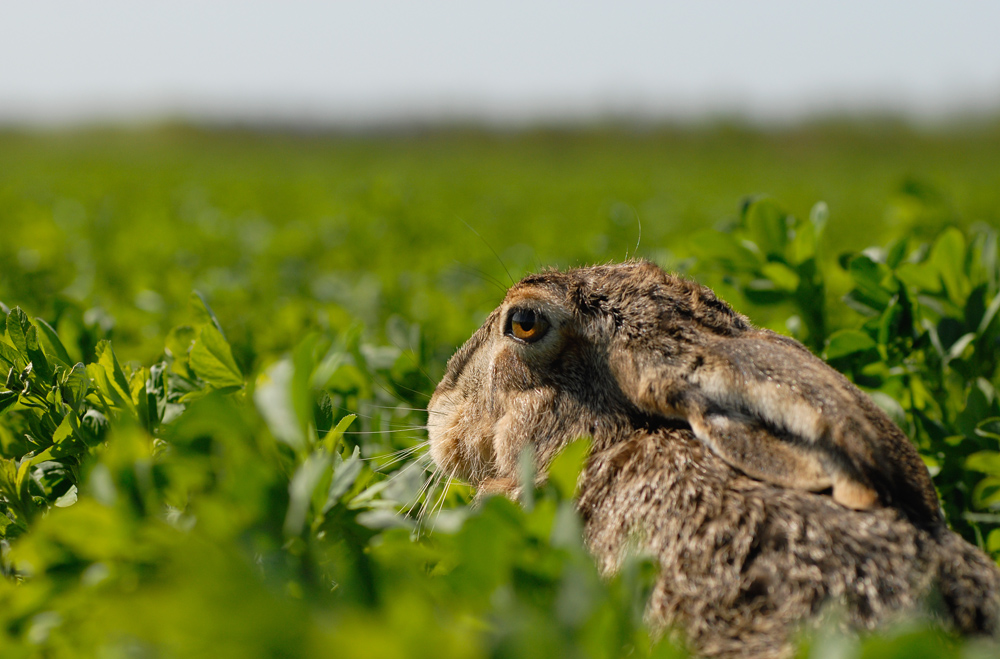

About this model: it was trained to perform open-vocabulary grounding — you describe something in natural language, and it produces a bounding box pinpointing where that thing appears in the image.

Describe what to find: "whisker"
[432,470,455,517]
[419,464,457,530]
[372,376,432,401]
[365,404,445,416]
[458,217,514,286]
[365,443,430,470]
[384,335,437,386]
[317,420,428,432]
[359,440,430,461]
[363,449,426,468]
[382,453,433,487]
[429,475,456,534]
[329,407,413,422]
[633,210,642,257]
[318,421,428,433]
[452,262,508,294]
[415,473,444,528]
[339,427,428,435]
[405,467,440,518]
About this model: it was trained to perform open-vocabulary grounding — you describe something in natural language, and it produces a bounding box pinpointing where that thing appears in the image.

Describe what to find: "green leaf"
[61,363,90,413]
[291,334,325,447]
[254,358,305,452]
[325,445,362,509]
[190,324,243,390]
[988,529,1000,554]
[743,279,790,306]
[868,391,906,426]
[519,444,537,510]
[29,414,87,465]
[0,340,22,370]
[975,417,1000,442]
[189,291,226,336]
[877,296,902,350]
[972,476,1000,509]
[34,318,72,367]
[886,238,909,270]
[967,451,1000,475]
[356,509,414,530]
[930,227,968,305]
[809,200,828,238]
[547,438,591,500]
[5,307,34,355]
[743,198,789,258]
[689,231,760,271]
[130,366,152,430]
[165,324,197,378]
[323,414,356,454]
[0,389,18,415]
[285,452,333,536]
[977,291,1000,335]
[788,202,827,264]
[760,262,800,292]
[946,332,976,363]
[895,261,942,292]
[824,330,877,361]
[847,255,893,310]
[86,341,136,416]
[14,457,32,494]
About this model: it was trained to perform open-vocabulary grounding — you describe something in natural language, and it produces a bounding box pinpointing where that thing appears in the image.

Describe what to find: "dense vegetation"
[2,122,1000,657]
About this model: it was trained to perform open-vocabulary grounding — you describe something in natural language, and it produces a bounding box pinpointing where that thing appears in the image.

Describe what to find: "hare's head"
[426,261,750,490]
[428,260,942,526]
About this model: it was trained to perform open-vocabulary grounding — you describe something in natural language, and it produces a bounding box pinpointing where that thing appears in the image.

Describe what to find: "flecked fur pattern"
[427,261,1000,658]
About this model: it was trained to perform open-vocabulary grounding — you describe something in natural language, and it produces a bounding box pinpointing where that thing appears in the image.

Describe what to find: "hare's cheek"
[491,389,558,480]
[492,411,529,478]
[491,347,535,392]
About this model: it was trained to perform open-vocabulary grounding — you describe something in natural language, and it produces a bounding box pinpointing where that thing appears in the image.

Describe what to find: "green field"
[2,121,1000,657]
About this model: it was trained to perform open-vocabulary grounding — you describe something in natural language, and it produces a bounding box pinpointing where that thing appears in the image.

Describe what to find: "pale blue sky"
[2,1,998,124]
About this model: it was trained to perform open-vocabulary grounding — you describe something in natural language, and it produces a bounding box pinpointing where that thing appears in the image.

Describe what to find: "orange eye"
[509,309,549,343]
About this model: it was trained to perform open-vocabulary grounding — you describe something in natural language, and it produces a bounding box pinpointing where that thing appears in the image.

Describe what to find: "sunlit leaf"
[966,451,1000,476]
[322,414,355,455]
[325,445,362,509]
[255,358,305,452]
[285,452,332,536]
[34,318,72,367]
[975,417,1000,442]
[190,324,243,390]
[930,227,968,305]
[760,262,800,291]
[548,438,591,500]
[824,329,877,361]
[742,198,788,258]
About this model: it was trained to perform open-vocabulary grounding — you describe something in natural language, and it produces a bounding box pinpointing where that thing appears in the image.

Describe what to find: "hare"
[427,261,1000,658]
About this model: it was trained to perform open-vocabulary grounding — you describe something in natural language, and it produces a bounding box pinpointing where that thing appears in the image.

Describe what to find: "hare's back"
[578,428,999,656]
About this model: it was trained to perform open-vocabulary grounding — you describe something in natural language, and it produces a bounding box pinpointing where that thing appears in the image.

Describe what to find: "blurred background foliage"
[2,121,1000,657]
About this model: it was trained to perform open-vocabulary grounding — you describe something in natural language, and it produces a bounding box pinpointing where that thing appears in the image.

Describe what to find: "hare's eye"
[508,309,549,343]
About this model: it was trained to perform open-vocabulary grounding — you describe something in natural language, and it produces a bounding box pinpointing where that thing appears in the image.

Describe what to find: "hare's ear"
[611,340,881,511]
[684,406,833,493]
[681,401,879,509]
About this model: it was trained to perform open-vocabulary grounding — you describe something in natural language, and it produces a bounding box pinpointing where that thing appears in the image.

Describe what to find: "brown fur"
[427,262,1000,657]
